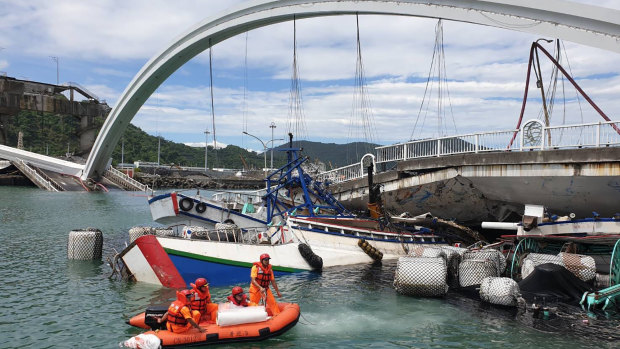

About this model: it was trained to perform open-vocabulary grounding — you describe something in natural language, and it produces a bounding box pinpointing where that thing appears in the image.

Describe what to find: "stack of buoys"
[479,277,523,307]
[182,225,209,239]
[67,228,103,260]
[463,249,507,276]
[521,252,596,282]
[459,258,498,287]
[128,227,155,243]
[394,255,448,297]
[521,253,563,279]
[154,227,175,237]
[358,239,383,261]
[439,246,468,287]
[298,243,323,270]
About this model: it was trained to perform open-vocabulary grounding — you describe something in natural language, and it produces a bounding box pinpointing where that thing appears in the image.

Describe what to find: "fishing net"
[154,227,175,237]
[394,256,448,297]
[439,246,468,285]
[408,246,446,258]
[519,263,593,304]
[458,259,498,287]
[128,226,155,243]
[463,249,506,276]
[558,252,596,282]
[67,228,103,260]
[479,277,521,307]
[521,253,563,279]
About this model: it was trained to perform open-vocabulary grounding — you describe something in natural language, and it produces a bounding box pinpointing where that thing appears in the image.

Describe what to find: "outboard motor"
[144,305,168,330]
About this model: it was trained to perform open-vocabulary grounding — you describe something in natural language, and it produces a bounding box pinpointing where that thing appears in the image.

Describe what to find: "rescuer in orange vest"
[249,253,281,315]
[189,277,218,322]
[227,286,258,307]
[158,289,205,333]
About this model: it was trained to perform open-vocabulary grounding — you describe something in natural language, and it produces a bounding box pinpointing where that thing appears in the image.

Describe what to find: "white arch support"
[83,0,620,180]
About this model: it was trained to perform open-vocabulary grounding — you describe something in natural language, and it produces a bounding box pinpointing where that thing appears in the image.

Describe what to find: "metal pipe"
[481,222,519,230]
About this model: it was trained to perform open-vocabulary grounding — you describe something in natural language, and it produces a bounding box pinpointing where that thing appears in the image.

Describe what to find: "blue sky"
[1,0,619,153]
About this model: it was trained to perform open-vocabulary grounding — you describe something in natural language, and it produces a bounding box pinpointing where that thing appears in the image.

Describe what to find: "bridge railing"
[12,159,63,192]
[315,162,364,183]
[105,167,151,192]
[541,121,620,149]
[376,128,520,163]
[320,120,619,184]
[212,190,265,205]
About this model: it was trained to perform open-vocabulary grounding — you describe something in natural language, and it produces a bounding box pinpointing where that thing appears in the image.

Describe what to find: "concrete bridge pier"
[0,114,9,145]
[78,115,97,155]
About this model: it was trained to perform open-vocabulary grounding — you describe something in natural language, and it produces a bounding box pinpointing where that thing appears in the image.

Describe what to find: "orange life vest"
[167,301,189,326]
[190,288,211,313]
[253,262,272,288]
[227,294,249,307]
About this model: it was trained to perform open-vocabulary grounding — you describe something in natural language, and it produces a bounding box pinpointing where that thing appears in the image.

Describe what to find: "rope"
[299,312,316,325]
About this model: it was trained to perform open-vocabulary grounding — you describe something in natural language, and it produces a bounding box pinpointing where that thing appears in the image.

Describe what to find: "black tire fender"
[179,197,194,211]
[195,202,207,213]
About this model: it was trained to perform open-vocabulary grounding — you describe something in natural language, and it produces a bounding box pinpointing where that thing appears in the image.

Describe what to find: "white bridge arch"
[82,0,620,180]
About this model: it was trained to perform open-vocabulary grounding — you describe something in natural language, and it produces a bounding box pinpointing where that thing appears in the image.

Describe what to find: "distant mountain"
[1,110,378,170]
[272,140,378,169]
[110,123,271,170]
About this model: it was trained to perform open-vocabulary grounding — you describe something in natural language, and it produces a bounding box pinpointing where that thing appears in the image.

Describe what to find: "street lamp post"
[266,138,284,169]
[204,129,211,172]
[50,56,59,85]
[269,122,276,169]
[243,131,267,174]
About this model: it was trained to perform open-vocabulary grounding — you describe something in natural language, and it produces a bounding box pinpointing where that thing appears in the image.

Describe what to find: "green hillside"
[3,110,378,170]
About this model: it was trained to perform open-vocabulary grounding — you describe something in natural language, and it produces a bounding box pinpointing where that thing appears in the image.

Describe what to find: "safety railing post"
[596,122,601,147]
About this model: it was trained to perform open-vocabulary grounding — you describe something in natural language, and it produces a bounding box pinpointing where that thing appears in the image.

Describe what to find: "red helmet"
[232,286,244,296]
[260,253,271,261]
[177,289,193,304]
[195,278,208,288]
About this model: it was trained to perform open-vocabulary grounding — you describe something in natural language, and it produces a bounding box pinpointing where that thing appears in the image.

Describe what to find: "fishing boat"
[121,302,300,348]
[115,137,480,288]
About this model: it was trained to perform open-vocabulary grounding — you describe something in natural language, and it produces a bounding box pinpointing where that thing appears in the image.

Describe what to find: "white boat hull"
[148,192,267,230]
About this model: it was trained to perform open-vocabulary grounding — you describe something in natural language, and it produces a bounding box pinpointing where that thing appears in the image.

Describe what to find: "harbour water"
[0,186,618,348]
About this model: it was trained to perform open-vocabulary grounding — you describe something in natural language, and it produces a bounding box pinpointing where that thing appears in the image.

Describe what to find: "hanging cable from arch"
[287,15,308,143]
[209,38,218,168]
[242,30,249,149]
[409,19,456,141]
[347,13,377,163]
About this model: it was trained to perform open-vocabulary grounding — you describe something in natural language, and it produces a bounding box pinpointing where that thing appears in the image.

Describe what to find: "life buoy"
[179,198,194,211]
[195,202,207,213]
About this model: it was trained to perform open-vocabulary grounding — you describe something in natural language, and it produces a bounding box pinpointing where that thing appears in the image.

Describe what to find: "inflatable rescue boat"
[123,302,300,347]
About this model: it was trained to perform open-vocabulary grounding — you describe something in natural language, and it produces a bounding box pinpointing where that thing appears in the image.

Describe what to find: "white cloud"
[184,141,228,149]
[1,0,618,150]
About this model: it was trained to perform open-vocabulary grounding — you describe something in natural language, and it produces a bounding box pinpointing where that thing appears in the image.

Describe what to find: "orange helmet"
[260,253,270,261]
[232,286,244,296]
[195,278,208,288]
[177,289,193,304]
